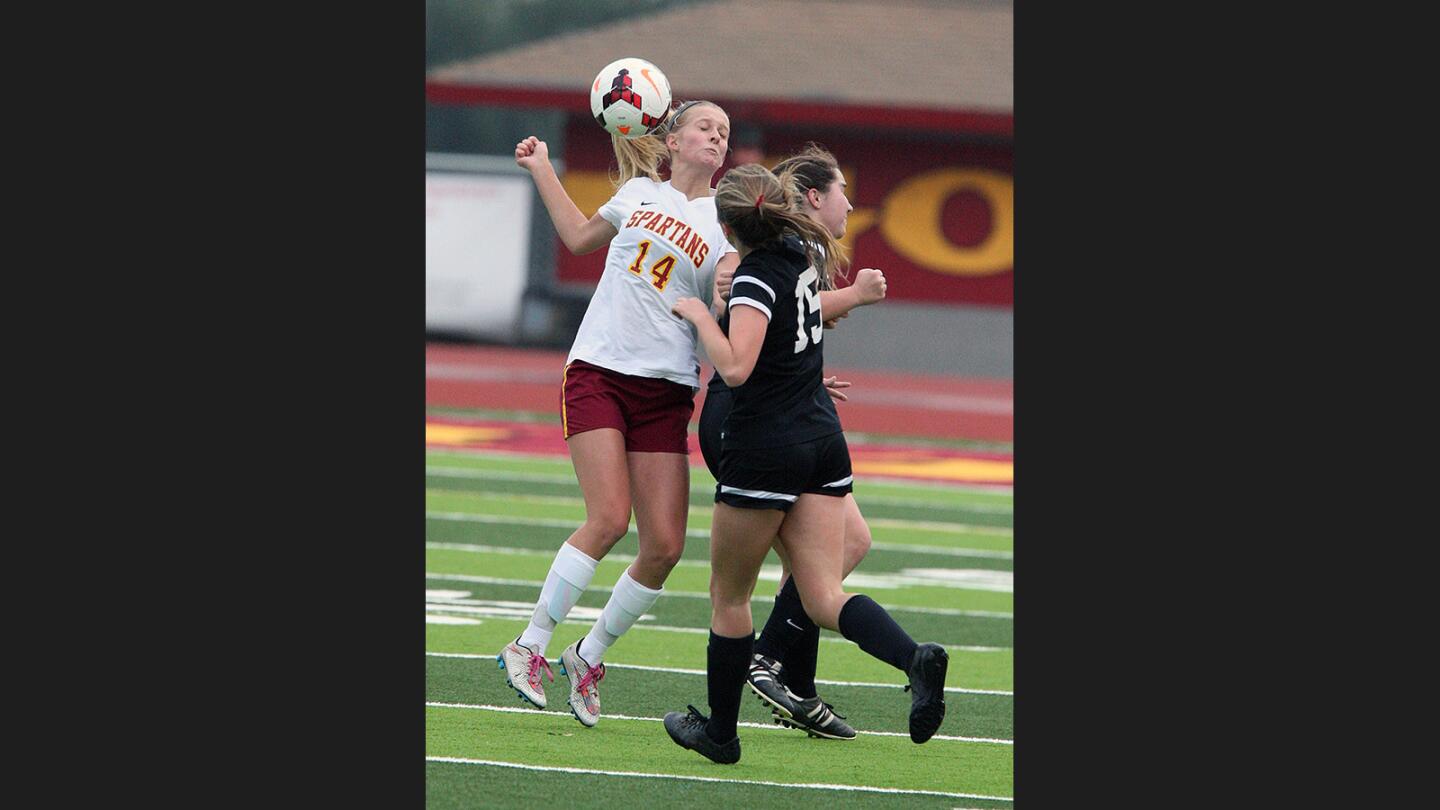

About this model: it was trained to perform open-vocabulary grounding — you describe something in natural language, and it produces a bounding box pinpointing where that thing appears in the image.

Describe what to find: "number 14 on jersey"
[627,240,677,291]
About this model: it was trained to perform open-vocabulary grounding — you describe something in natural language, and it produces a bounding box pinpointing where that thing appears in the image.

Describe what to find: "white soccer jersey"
[567,176,736,388]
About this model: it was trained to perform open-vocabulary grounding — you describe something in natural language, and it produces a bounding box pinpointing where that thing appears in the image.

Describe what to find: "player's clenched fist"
[514,136,549,172]
[854,267,887,305]
[715,261,735,301]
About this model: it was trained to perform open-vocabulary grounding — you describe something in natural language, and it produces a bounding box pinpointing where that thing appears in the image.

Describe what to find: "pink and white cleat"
[558,639,606,727]
[497,638,554,708]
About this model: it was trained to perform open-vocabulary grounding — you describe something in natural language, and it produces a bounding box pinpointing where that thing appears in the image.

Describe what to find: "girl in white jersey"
[497,99,739,729]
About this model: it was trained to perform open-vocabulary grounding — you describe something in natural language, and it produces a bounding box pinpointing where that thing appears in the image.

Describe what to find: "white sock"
[517,543,599,656]
[578,570,662,665]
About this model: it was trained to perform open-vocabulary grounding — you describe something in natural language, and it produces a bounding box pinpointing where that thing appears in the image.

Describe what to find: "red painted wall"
[554,115,1013,307]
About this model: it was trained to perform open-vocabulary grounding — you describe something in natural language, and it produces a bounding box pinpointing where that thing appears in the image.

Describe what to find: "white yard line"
[425,511,1014,556]
[426,541,695,568]
[425,701,1012,745]
[865,517,1011,536]
[426,755,1012,802]
[427,542,1013,593]
[870,542,1012,560]
[852,495,1012,515]
[426,467,582,485]
[426,494,1012,537]
[425,652,1013,694]
[424,447,1012,494]
[424,465,1013,514]
[424,571,1016,620]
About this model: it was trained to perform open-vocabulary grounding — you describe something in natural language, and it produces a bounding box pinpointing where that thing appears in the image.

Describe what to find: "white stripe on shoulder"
[728,297,772,320]
[731,275,776,302]
[822,475,854,488]
[719,485,798,502]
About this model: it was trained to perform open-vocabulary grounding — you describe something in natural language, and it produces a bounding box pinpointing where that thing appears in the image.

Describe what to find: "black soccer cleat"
[905,642,948,743]
[775,695,857,740]
[664,705,740,765]
[746,654,799,718]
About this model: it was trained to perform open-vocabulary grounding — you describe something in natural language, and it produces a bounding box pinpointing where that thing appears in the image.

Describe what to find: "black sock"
[837,594,919,673]
[753,576,815,662]
[704,630,753,742]
[782,623,820,699]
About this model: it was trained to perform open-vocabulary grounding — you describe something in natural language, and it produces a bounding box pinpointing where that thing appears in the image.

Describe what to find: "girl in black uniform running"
[664,163,948,765]
[699,144,887,741]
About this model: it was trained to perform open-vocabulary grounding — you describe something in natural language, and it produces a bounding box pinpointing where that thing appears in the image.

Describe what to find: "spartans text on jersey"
[623,208,711,268]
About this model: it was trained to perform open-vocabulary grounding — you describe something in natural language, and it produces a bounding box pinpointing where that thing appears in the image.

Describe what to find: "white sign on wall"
[425,154,534,340]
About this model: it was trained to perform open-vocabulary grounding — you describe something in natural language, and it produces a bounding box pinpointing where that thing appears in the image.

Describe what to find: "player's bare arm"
[818,267,886,326]
[673,296,766,386]
[515,136,618,255]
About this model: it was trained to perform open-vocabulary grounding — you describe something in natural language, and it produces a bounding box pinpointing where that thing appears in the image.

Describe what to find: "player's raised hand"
[515,136,550,172]
[671,296,710,324]
[854,268,887,305]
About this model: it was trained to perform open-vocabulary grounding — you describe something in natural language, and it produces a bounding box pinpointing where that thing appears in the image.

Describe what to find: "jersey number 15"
[794,267,822,353]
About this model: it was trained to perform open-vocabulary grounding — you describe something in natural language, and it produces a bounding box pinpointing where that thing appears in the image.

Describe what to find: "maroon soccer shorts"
[561,359,695,454]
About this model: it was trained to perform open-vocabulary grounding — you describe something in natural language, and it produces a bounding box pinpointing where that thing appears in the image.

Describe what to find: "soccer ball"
[589,57,672,139]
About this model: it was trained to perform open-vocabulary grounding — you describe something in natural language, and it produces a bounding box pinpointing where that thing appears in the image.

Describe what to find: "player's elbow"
[570,238,604,256]
[718,362,753,387]
[560,235,595,255]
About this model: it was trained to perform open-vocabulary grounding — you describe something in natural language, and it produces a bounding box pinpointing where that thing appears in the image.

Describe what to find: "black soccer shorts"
[697,384,731,479]
[715,431,854,512]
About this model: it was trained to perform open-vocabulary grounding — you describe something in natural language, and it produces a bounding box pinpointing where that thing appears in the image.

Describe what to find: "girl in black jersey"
[701,145,888,741]
[663,163,949,765]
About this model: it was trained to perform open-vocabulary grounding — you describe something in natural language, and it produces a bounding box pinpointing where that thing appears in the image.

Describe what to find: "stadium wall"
[522,114,1013,378]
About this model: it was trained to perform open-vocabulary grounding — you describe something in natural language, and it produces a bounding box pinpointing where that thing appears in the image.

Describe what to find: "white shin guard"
[578,570,662,665]
[518,543,599,654]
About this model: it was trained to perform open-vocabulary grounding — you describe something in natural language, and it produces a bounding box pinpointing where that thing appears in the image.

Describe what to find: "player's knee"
[639,535,685,573]
[710,588,748,612]
[846,522,873,562]
[587,510,632,543]
[709,600,752,635]
[709,574,751,609]
[795,583,843,627]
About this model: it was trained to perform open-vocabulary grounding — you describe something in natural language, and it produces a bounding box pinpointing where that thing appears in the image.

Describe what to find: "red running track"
[426,343,1012,443]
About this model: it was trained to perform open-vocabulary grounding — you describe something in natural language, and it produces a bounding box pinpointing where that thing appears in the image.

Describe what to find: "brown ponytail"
[715,163,848,288]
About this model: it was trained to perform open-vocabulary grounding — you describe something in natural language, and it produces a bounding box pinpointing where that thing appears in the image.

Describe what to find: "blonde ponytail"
[607,99,727,188]
[611,133,669,186]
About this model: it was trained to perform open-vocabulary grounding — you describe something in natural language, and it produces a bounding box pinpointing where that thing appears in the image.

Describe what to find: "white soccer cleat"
[558,639,606,728]
[497,638,553,709]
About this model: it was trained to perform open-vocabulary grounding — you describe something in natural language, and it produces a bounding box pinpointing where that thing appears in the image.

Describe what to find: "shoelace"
[575,662,606,695]
[685,704,709,724]
[804,699,846,722]
[527,654,555,689]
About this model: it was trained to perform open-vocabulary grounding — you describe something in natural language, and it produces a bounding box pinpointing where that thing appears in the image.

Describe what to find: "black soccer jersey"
[719,238,841,450]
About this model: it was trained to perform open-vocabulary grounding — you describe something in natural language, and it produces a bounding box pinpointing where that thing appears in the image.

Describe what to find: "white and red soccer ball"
[590,57,673,139]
